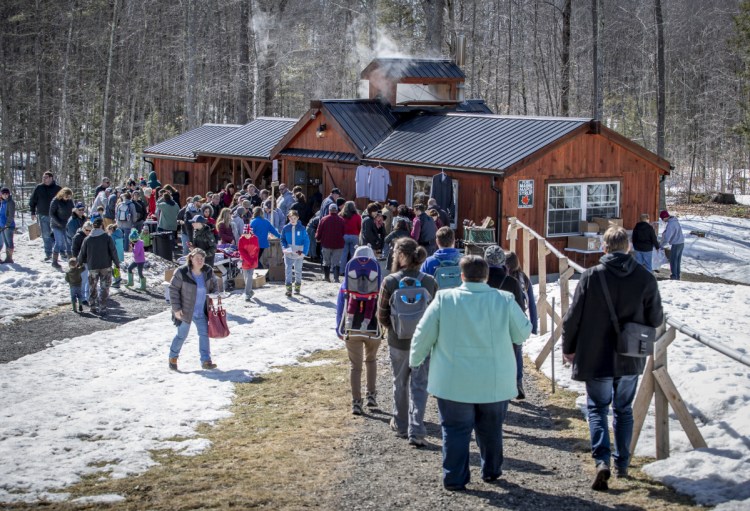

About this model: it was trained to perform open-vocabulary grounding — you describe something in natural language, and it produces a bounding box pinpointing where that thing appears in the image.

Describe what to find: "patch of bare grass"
[525,357,699,510]
[15,349,352,510]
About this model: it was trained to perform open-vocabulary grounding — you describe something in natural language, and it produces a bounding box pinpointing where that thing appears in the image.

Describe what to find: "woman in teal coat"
[410,255,531,491]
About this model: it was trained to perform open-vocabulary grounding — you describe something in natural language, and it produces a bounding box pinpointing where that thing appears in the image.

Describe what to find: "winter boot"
[201,360,218,370]
[333,266,340,283]
[72,301,78,312]
[51,252,61,269]
[294,283,301,294]
[323,266,330,282]
[285,284,293,297]
[139,277,147,291]
[126,272,134,287]
[5,249,14,264]
[169,358,178,371]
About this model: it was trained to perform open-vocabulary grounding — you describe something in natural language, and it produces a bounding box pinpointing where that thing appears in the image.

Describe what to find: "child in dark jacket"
[65,258,85,313]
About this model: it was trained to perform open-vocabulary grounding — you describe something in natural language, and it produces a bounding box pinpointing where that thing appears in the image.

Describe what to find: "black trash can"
[152,231,174,261]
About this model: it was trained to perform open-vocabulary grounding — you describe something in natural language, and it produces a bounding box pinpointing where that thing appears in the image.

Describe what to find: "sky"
[0,213,749,508]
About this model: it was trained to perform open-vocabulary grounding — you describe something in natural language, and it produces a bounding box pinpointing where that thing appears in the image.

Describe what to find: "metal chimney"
[455,34,467,102]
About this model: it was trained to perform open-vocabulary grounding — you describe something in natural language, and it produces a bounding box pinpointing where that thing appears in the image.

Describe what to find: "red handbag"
[207,296,230,339]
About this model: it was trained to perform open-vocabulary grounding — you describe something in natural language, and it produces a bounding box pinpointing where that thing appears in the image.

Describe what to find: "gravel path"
[0,287,169,363]
[330,344,649,511]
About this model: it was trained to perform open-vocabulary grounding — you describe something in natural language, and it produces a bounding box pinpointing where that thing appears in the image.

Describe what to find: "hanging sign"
[272,159,279,183]
[518,179,534,208]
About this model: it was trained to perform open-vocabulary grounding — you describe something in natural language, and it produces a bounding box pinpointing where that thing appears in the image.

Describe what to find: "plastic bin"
[152,231,174,261]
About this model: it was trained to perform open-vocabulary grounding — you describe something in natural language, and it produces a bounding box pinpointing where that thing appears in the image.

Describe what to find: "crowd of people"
[3,173,671,494]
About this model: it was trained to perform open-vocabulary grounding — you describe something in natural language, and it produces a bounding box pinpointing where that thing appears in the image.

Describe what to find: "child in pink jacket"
[126,230,148,290]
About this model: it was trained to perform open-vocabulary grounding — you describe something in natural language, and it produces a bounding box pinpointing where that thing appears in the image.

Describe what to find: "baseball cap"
[90,214,103,225]
[76,202,85,209]
[192,195,202,203]
[190,215,207,224]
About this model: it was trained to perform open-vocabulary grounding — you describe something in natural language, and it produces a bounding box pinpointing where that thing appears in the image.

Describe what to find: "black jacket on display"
[430,174,454,217]
[562,252,664,381]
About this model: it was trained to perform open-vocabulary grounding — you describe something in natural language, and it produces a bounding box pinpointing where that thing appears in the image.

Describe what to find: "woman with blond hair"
[216,207,235,244]
[49,187,75,267]
[168,248,219,371]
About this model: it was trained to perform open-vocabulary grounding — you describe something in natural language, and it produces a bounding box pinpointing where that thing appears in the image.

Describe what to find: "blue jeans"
[284,254,303,286]
[0,226,14,250]
[668,243,684,280]
[437,398,509,488]
[243,268,255,296]
[513,344,523,385]
[633,250,653,272]
[180,232,191,256]
[69,285,84,306]
[81,264,90,301]
[169,313,211,363]
[585,375,638,470]
[390,347,430,439]
[120,227,131,251]
[52,226,70,255]
[39,215,53,257]
[340,234,358,268]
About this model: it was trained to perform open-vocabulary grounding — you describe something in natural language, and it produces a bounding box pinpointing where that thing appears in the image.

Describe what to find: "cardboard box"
[234,273,245,289]
[592,217,623,232]
[579,221,600,233]
[28,222,41,241]
[567,235,602,251]
[252,269,268,289]
[165,268,175,282]
[266,264,285,282]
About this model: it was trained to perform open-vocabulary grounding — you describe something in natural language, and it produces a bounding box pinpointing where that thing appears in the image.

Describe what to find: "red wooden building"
[144,58,670,274]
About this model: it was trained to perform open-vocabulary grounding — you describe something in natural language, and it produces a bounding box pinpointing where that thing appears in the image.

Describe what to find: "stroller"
[336,245,383,340]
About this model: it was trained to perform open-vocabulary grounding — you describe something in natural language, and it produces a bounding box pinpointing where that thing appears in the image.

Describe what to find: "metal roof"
[366,114,591,172]
[323,100,399,155]
[194,117,297,159]
[361,58,465,80]
[279,148,359,163]
[143,124,242,160]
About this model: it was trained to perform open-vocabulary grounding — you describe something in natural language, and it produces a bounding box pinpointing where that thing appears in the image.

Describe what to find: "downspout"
[491,175,502,246]
[143,156,155,178]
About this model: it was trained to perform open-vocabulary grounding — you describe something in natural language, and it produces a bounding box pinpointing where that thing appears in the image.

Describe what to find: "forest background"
[2,0,750,199]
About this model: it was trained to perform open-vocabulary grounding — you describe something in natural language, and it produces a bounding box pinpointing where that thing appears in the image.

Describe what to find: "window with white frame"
[405,175,459,228]
[546,181,620,236]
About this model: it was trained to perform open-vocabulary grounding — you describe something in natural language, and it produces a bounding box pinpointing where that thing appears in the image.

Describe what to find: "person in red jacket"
[339,201,361,270]
[316,203,346,282]
[238,224,260,301]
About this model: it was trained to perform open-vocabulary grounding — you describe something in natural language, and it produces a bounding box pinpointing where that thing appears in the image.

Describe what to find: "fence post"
[522,227,531,277]
[654,328,671,460]
[537,241,549,335]
[507,217,518,254]
[558,257,571,318]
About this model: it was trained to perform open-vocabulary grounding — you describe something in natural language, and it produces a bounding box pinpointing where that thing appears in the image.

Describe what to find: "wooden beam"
[652,367,707,450]
[537,242,550,334]
[210,157,221,174]
[522,228,531,277]
[630,357,655,455]
[654,329,670,460]
[242,159,252,179]
[534,301,564,369]
[252,161,268,183]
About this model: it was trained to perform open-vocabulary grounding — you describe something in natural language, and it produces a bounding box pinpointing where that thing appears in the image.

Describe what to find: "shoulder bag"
[597,269,655,358]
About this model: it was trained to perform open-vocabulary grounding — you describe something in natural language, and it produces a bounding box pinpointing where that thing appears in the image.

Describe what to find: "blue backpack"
[434,258,461,289]
[389,273,433,340]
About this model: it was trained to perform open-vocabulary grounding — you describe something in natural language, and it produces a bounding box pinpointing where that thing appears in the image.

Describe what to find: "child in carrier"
[344,245,381,332]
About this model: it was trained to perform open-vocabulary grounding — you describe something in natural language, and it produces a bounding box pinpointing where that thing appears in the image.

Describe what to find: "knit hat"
[659,210,670,220]
[243,224,253,234]
[1,187,10,194]
[129,230,140,243]
[484,245,507,267]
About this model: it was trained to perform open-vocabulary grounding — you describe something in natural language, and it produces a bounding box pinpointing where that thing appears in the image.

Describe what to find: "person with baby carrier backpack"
[377,237,438,447]
[420,226,461,289]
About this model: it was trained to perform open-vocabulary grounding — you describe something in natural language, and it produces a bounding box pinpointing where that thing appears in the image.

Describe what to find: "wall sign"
[272,159,279,182]
[518,179,534,208]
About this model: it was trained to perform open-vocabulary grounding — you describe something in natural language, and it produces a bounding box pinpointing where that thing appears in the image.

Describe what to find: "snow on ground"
[735,195,750,206]
[0,281,342,503]
[0,227,173,324]
[526,279,750,508]
[676,215,750,285]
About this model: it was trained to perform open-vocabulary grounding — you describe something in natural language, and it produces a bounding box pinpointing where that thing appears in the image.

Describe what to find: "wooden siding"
[501,132,663,275]
[287,112,353,154]
[153,158,208,204]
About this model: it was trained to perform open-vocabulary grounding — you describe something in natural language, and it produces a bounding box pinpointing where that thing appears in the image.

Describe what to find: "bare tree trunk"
[182,0,196,129]
[58,0,75,179]
[561,0,571,116]
[35,0,49,178]
[237,0,250,124]
[655,0,666,209]
[100,0,119,179]
[421,0,446,56]
[506,0,513,114]
[592,0,603,120]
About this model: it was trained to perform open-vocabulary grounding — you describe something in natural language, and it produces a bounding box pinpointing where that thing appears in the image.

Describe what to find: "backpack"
[389,273,433,340]
[434,258,461,289]
[117,203,132,223]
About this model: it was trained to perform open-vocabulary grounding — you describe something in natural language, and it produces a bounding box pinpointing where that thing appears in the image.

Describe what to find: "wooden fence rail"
[506,216,748,460]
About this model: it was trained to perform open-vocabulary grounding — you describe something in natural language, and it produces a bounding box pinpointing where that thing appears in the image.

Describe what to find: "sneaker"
[365,392,378,408]
[201,360,218,370]
[408,436,428,448]
[615,466,629,479]
[389,418,407,439]
[482,473,501,483]
[169,358,178,371]
[245,294,253,301]
[516,382,526,400]
[78,304,83,313]
[592,462,611,491]
[351,399,363,415]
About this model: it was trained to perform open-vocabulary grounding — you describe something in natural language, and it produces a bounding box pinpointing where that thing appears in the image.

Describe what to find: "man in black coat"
[631,213,659,272]
[78,216,120,315]
[29,171,62,261]
[562,226,663,490]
